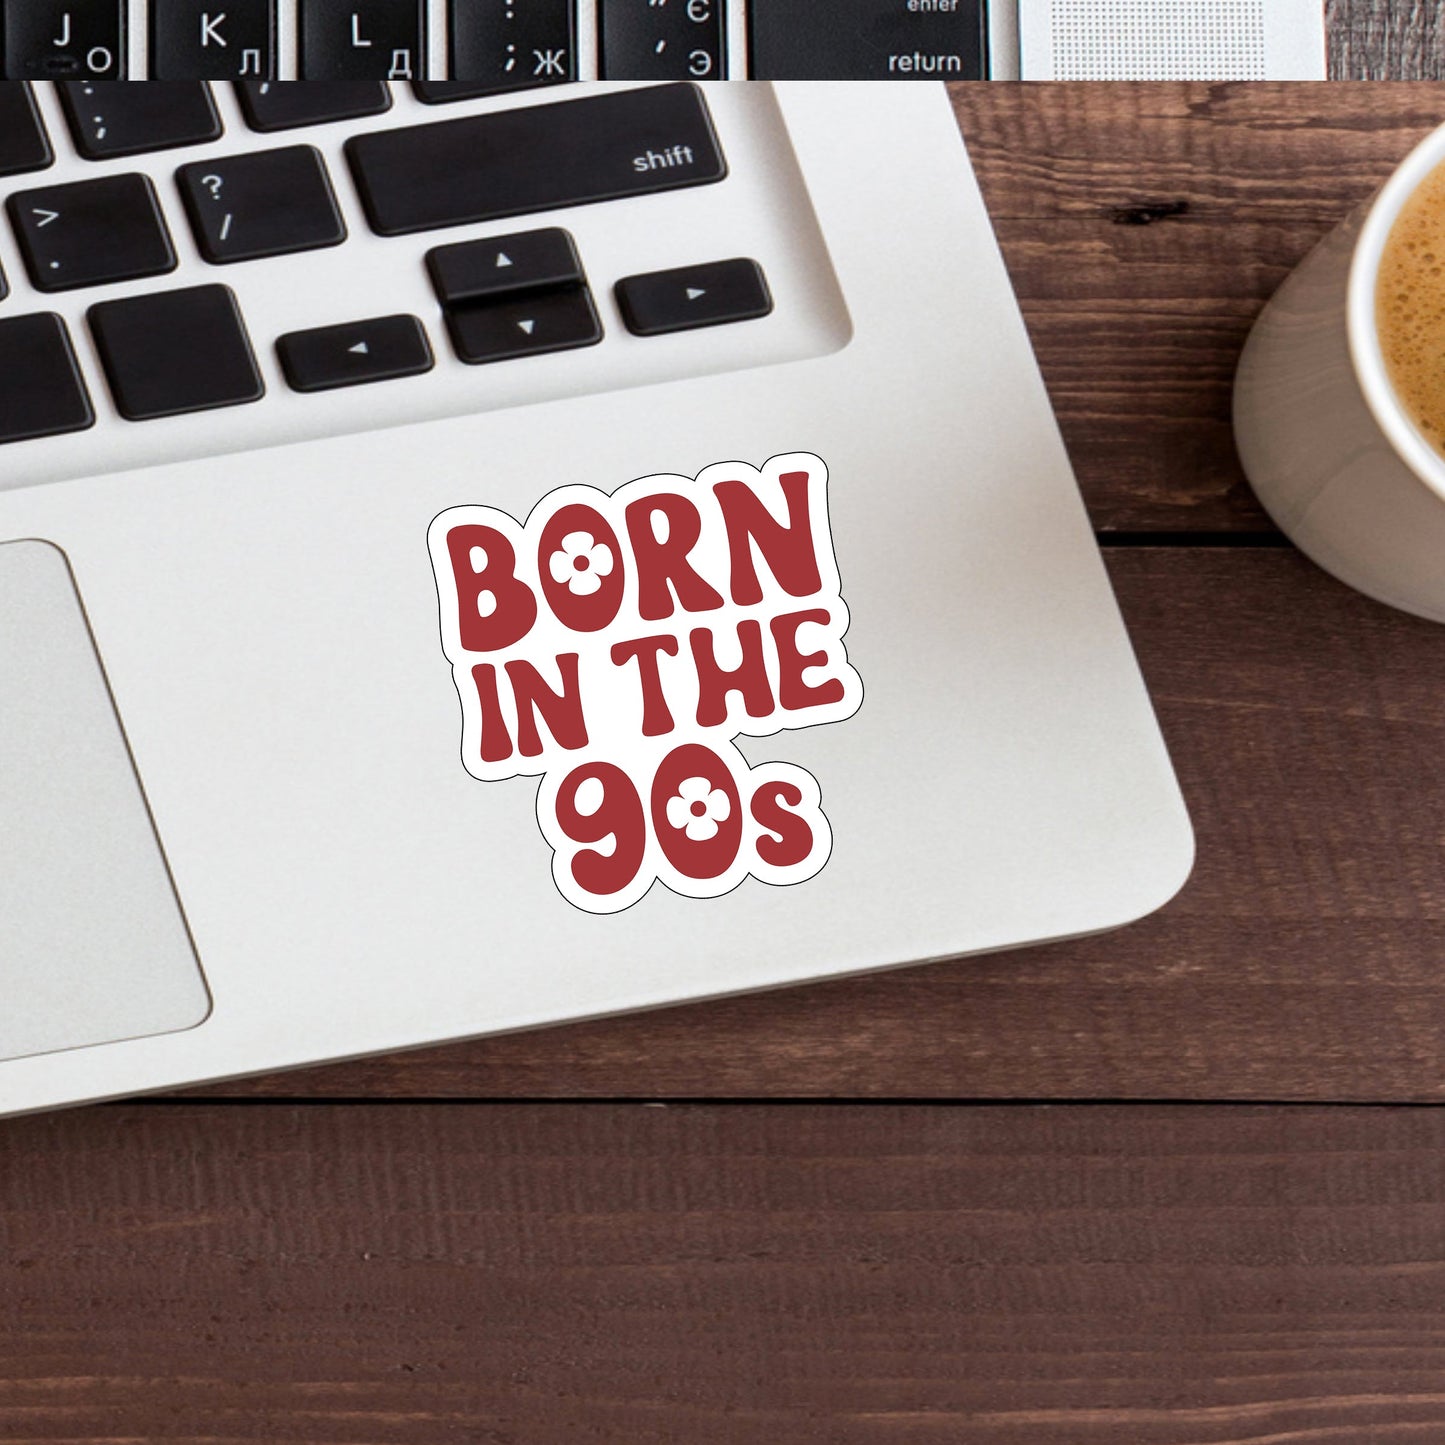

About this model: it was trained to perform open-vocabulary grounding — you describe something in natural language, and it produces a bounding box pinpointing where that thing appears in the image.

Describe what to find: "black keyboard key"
[0,85,54,177]
[447,0,575,91]
[89,284,263,420]
[616,258,772,335]
[178,145,346,263]
[236,80,391,131]
[8,174,176,293]
[447,287,601,365]
[277,313,433,391]
[411,81,500,102]
[599,0,724,79]
[59,82,222,159]
[299,0,426,80]
[152,0,277,80]
[0,314,93,444]
[427,228,582,307]
[749,0,987,78]
[3,0,126,79]
[346,82,725,237]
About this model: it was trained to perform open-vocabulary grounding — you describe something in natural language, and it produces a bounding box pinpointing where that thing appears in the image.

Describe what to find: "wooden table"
[1332,0,1444,76]
[7,80,1445,1442]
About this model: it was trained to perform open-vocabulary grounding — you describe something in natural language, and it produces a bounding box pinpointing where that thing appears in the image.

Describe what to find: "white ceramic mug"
[1235,120,1445,623]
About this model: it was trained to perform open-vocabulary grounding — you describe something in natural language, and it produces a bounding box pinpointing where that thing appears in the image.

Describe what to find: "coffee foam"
[1377,159,1445,456]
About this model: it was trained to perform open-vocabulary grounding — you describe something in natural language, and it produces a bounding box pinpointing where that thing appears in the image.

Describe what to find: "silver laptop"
[4,0,1326,81]
[0,79,1192,1115]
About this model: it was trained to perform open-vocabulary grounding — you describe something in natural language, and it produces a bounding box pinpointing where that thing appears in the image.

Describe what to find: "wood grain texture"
[191,548,1445,1102]
[1333,0,1445,78]
[4,1102,1445,1445]
[951,83,1445,532]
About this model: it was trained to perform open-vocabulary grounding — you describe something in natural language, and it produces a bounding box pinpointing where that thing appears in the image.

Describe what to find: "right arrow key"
[615,259,773,337]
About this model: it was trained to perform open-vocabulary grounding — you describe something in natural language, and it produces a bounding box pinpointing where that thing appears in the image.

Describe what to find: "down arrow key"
[445,288,603,366]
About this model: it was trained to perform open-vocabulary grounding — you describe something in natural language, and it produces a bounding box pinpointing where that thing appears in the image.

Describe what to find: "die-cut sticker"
[428,452,863,913]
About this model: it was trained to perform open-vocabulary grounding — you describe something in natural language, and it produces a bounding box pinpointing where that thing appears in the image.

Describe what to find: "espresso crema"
[1378,159,1445,458]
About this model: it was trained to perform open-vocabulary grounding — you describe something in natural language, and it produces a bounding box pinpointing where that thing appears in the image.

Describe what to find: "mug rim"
[1348,118,1445,505]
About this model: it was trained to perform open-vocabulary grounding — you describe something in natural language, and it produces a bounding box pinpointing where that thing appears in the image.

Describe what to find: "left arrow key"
[276,314,434,392]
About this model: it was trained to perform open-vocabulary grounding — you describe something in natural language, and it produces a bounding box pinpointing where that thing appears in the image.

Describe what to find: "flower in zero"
[665,776,732,841]
[548,531,615,596]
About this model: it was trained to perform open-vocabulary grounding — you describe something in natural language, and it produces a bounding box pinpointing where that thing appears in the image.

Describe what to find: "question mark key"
[177,146,347,265]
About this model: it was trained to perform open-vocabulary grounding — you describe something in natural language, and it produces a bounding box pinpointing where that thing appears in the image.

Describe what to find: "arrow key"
[447,287,602,366]
[277,314,434,392]
[7,174,176,293]
[616,258,772,337]
[427,228,583,308]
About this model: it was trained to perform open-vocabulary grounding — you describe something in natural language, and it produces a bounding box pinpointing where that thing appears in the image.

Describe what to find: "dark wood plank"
[951,82,1444,532]
[191,548,1445,1102]
[5,1102,1445,1444]
[1333,0,1445,78]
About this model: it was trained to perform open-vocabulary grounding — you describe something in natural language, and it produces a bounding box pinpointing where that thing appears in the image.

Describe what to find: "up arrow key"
[495,253,513,268]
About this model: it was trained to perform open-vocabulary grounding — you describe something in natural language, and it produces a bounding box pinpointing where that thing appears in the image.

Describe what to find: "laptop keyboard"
[0,79,849,488]
[0,1,991,81]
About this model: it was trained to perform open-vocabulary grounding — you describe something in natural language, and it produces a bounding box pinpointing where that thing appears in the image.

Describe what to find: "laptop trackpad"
[0,540,210,1064]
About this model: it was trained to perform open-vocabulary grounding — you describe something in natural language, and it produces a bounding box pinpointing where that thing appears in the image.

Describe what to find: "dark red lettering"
[751,780,815,868]
[624,491,724,621]
[537,503,625,633]
[554,762,647,899]
[446,524,537,652]
[713,471,822,605]
[770,609,845,712]
[651,743,743,881]
[610,634,679,736]
[690,622,775,728]
[504,654,588,758]
[470,663,514,764]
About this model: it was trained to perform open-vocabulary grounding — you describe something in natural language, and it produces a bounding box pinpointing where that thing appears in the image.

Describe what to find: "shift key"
[345,83,726,237]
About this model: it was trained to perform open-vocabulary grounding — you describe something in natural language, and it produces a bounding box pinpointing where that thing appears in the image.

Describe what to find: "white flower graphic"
[548,530,614,596]
[665,776,732,842]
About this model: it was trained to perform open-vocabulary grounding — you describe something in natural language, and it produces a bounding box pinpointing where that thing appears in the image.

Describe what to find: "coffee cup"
[1235,120,1445,623]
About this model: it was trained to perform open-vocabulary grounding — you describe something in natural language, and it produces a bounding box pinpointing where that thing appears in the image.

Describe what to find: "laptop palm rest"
[0,540,209,1065]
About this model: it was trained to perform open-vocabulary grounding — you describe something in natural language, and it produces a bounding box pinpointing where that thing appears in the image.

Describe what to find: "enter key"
[748,0,987,78]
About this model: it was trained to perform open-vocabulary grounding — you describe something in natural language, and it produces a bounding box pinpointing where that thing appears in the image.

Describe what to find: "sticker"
[428,452,863,914]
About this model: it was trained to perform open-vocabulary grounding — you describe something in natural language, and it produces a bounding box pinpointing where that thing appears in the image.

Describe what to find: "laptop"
[0,79,1192,1116]
[1,0,1327,82]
